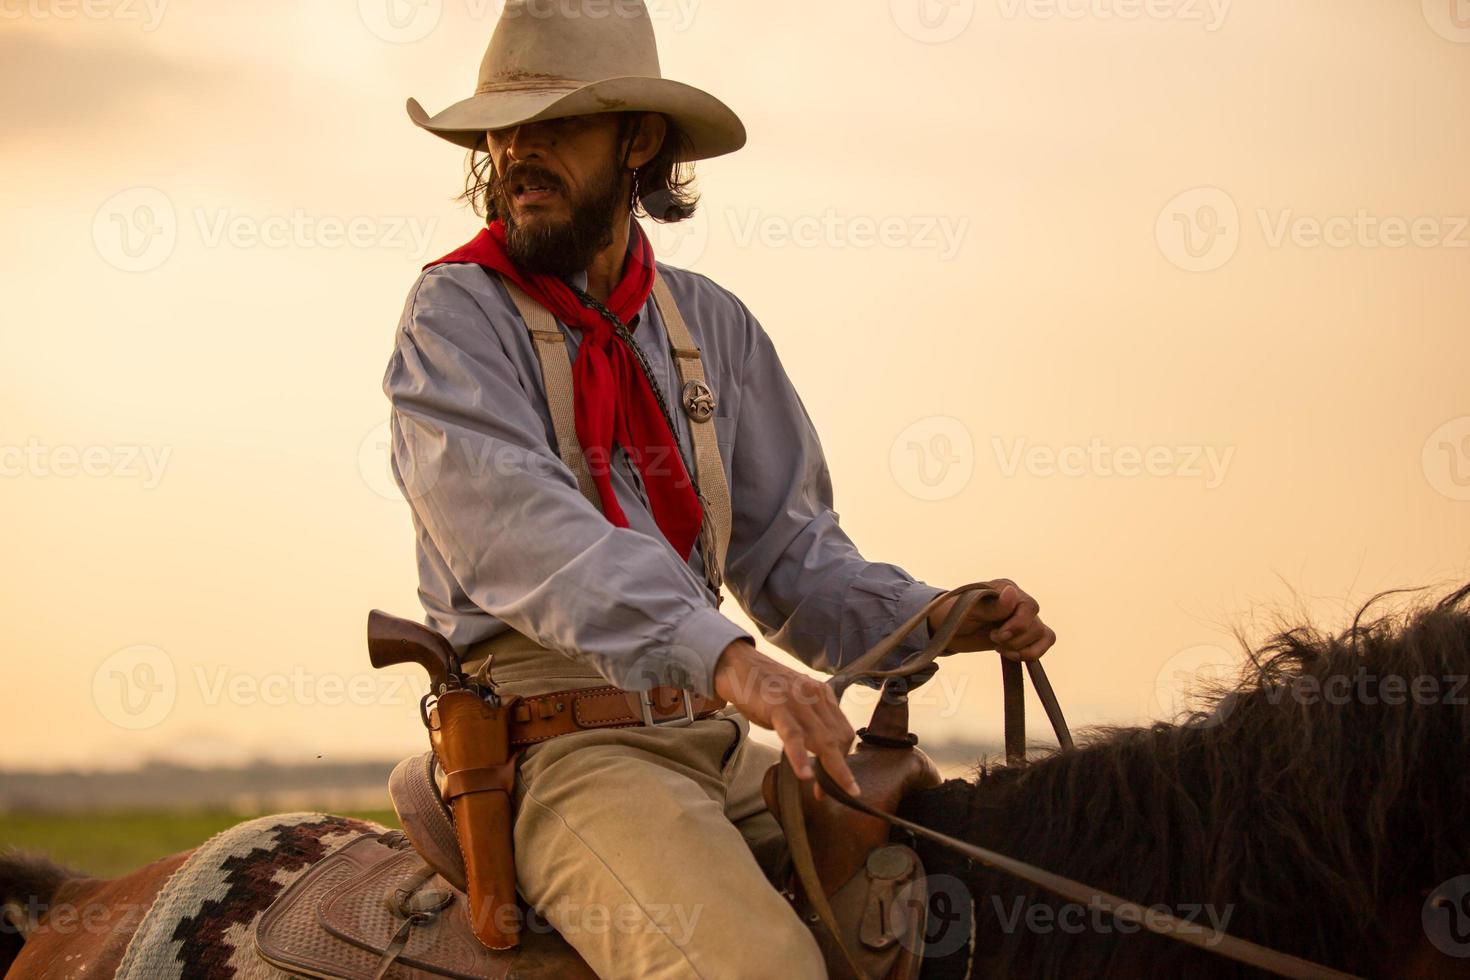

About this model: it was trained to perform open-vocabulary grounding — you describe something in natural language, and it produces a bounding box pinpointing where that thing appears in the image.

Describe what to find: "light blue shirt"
[383,250,945,696]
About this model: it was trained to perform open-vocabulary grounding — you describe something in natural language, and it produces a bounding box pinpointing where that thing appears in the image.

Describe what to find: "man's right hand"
[712,640,861,798]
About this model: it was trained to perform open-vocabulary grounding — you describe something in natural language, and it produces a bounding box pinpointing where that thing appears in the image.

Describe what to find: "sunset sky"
[3,0,1468,771]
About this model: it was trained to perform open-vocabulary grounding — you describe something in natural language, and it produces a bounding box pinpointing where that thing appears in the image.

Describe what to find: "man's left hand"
[926,579,1055,661]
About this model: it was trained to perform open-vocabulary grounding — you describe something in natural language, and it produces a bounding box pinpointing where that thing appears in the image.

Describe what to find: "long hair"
[459,112,700,224]
[902,583,1470,977]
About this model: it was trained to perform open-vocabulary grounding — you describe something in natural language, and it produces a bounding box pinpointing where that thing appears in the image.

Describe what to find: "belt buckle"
[639,688,697,728]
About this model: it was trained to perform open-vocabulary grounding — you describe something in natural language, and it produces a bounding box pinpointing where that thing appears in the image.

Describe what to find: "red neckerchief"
[425,220,703,559]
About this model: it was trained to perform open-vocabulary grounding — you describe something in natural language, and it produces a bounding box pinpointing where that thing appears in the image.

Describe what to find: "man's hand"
[712,640,861,798]
[927,579,1055,661]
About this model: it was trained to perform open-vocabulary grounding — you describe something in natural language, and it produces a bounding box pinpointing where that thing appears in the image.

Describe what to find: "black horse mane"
[902,582,1470,977]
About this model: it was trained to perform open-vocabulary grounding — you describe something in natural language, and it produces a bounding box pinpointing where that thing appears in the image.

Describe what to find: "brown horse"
[6,584,1470,978]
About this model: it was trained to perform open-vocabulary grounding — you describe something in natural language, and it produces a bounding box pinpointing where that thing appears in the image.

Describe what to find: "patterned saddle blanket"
[114,811,592,980]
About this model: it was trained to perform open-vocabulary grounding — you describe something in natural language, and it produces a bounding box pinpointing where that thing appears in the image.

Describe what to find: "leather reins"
[775,583,1361,980]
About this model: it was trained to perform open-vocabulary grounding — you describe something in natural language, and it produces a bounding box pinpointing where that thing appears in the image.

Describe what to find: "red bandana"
[425,221,704,560]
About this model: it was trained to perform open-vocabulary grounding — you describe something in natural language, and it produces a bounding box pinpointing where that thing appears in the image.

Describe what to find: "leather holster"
[428,689,522,951]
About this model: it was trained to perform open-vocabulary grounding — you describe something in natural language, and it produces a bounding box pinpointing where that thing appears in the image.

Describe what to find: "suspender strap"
[498,270,733,597]
[499,275,601,509]
[651,273,733,592]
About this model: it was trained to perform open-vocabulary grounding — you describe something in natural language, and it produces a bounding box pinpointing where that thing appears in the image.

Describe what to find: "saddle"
[254,588,995,980]
[254,828,594,980]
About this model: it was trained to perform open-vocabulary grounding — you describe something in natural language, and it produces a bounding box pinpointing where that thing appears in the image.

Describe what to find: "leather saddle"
[253,829,595,980]
[253,611,943,980]
[763,686,942,980]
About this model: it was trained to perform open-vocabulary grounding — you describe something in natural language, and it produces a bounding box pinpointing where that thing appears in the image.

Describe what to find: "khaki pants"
[463,632,828,980]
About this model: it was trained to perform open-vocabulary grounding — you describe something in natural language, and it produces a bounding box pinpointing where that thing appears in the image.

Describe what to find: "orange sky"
[2,0,1468,770]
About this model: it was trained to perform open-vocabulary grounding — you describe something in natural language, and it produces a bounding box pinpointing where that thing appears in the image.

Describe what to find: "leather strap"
[1002,658,1026,765]
[501,269,733,600]
[505,684,726,747]
[650,273,732,593]
[811,765,1358,979]
[500,276,601,509]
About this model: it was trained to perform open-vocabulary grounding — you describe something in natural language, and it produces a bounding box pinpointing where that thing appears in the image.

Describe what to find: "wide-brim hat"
[406,0,746,162]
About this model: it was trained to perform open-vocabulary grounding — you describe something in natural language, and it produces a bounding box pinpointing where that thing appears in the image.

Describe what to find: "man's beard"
[492,156,627,279]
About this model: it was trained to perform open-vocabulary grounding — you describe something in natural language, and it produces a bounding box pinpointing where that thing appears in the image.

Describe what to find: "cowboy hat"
[406,0,746,162]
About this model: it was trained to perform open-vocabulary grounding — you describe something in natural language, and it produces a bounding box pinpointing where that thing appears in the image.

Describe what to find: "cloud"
[0,29,215,147]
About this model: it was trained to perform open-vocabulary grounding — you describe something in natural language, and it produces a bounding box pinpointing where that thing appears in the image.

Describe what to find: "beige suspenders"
[497,272,732,597]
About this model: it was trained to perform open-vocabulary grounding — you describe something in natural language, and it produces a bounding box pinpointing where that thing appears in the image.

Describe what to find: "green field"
[0,810,401,878]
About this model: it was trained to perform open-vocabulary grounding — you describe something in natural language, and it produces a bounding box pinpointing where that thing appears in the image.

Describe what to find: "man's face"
[486,112,657,277]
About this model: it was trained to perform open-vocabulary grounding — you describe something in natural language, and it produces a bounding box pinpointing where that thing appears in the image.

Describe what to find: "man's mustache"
[499,165,567,195]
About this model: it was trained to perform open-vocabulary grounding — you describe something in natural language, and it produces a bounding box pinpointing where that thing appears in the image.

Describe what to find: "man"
[385,3,1055,977]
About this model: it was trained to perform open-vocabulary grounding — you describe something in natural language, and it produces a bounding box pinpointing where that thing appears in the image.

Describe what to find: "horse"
[5,583,1469,978]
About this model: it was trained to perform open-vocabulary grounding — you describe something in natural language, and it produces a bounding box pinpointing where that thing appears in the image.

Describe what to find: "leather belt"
[505,685,727,747]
